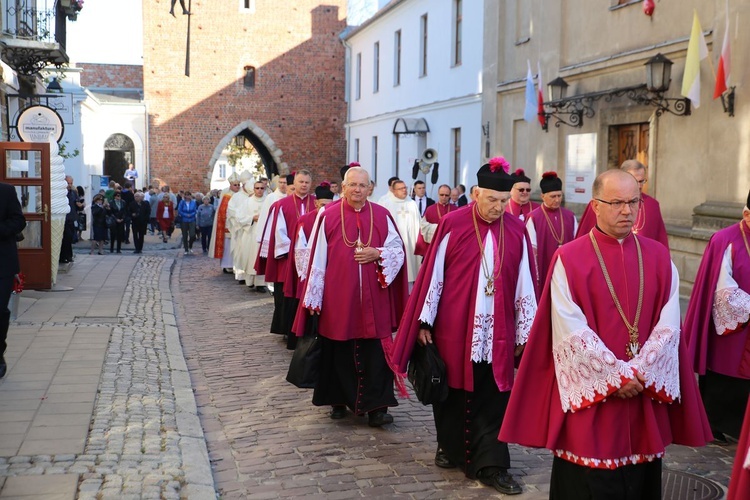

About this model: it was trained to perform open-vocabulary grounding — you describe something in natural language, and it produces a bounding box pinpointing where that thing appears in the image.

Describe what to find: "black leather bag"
[286,316,321,389]
[408,343,449,405]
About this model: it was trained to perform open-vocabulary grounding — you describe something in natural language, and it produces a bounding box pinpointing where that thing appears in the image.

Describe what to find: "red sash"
[213,193,232,258]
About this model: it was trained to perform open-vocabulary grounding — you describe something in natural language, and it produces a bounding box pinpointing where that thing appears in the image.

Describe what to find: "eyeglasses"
[346,183,369,189]
[594,198,641,210]
[515,188,531,193]
[254,187,265,190]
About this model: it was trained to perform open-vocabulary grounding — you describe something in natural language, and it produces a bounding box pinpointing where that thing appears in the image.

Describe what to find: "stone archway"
[208,120,287,185]
[103,133,136,186]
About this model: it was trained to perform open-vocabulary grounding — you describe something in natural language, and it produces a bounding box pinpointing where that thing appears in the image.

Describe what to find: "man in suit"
[457,184,468,206]
[0,182,26,378]
[412,180,435,217]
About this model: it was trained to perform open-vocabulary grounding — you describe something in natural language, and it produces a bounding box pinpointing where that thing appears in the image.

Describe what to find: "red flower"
[489,156,510,174]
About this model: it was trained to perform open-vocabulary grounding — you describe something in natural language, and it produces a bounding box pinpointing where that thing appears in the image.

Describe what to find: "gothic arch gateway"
[208,120,286,185]
[103,133,136,186]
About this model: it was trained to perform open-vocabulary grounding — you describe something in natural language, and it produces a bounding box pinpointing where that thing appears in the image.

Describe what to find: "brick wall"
[142,1,348,191]
[78,63,144,89]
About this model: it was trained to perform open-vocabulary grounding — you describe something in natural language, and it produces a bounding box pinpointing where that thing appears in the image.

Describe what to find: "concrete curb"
[160,257,217,499]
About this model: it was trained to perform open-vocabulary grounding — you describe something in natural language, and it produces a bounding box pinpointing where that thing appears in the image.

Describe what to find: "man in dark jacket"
[128,191,151,254]
[121,182,136,244]
[59,175,78,263]
[0,182,26,378]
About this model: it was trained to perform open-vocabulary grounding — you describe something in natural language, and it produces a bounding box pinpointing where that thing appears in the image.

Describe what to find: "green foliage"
[58,141,80,159]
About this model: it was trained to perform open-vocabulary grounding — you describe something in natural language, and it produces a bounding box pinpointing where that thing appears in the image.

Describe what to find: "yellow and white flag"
[681,10,708,108]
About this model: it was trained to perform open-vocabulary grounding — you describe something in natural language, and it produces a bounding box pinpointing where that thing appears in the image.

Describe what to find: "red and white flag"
[713,7,731,99]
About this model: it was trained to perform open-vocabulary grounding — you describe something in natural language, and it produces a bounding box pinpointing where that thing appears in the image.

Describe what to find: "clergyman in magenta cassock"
[525,171,577,292]
[415,184,456,257]
[392,158,537,495]
[500,169,711,499]
[684,192,750,441]
[293,167,408,427]
[506,168,539,220]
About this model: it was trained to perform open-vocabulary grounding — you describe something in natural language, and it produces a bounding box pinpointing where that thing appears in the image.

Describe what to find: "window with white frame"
[219,163,227,179]
[355,52,362,100]
[451,128,461,185]
[239,0,255,13]
[394,30,402,86]
[354,138,360,162]
[419,14,428,77]
[452,0,462,66]
[371,136,378,183]
[373,41,380,93]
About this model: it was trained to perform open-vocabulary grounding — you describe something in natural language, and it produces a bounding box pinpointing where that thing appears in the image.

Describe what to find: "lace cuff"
[713,287,750,335]
[552,328,635,413]
[303,265,325,311]
[515,294,536,345]
[295,248,311,280]
[376,246,404,288]
[418,280,443,326]
[629,326,681,403]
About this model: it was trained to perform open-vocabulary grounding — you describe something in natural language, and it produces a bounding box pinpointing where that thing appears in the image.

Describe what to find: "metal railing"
[3,0,61,44]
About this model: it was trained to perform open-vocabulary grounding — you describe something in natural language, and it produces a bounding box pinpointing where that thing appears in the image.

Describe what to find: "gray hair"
[342,166,370,185]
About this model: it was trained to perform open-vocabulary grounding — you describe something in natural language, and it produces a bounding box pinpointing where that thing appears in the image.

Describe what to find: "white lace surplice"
[258,207,275,259]
[550,258,682,413]
[712,243,750,335]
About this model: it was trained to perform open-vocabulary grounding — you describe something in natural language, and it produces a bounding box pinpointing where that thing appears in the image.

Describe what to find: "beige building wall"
[483,0,750,297]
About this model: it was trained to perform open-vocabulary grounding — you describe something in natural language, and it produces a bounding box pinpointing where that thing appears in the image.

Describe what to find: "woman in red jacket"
[156,197,175,243]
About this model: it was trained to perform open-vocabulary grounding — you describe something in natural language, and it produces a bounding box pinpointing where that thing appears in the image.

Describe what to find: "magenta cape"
[415,202,456,256]
[261,194,316,283]
[576,193,669,250]
[292,200,408,341]
[253,199,279,276]
[526,205,576,290]
[684,222,750,378]
[499,230,712,460]
[728,398,750,500]
[282,207,320,300]
[392,203,534,392]
[507,198,538,218]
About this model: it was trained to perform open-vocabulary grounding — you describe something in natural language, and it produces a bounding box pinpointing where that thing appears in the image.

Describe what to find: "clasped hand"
[353,246,380,265]
[615,372,646,399]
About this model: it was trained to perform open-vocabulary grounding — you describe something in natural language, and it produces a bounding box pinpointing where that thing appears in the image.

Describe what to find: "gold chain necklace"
[472,205,505,296]
[341,200,374,251]
[541,205,565,246]
[741,220,750,259]
[589,231,644,359]
[632,199,646,234]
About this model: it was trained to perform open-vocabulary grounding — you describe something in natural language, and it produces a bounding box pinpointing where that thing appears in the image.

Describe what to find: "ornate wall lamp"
[540,54,691,132]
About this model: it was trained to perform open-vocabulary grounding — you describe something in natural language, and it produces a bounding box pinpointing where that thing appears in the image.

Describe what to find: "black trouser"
[550,456,662,500]
[699,370,750,439]
[59,219,75,262]
[124,219,131,242]
[0,275,13,359]
[132,222,147,252]
[110,223,124,252]
[200,225,212,251]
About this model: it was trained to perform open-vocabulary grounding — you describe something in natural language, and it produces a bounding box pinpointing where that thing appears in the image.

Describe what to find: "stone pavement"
[0,227,740,499]
[173,253,739,499]
[0,249,214,499]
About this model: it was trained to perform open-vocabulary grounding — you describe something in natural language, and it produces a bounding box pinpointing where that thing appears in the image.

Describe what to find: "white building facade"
[343,0,484,199]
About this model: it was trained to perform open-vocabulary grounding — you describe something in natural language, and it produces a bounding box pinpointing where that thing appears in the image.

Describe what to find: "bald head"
[620,160,646,174]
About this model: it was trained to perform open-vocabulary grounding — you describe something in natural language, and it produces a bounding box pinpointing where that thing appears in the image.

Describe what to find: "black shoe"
[368,410,393,427]
[477,468,522,495]
[0,356,6,378]
[434,448,456,469]
[238,280,246,285]
[711,431,729,445]
[255,286,267,293]
[330,406,347,420]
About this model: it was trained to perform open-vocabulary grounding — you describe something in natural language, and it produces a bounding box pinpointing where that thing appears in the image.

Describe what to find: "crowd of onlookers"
[75,180,226,256]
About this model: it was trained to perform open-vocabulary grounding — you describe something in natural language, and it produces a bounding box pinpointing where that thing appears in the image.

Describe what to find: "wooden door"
[616,123,650,193]
[0,142,51,290]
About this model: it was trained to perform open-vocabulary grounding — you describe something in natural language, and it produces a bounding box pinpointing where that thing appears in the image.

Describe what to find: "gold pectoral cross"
[625,327,640,359]
[484,281,495,297]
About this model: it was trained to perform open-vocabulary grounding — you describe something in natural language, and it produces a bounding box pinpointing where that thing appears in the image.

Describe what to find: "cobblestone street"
[0,241,740,499]
[173,253,738,499]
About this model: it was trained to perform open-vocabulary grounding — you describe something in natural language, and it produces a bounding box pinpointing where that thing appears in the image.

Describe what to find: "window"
[452,128,461,185]
[393,30,401,86]
[243,66,256,88]
[219,163,226,179]
[239,0,255,13]
[419,14,428,77]
[371,136,378,183]
[373,42,380,93]
[355,52,362,100]
[453,0,462,66]
[393,135,400,176]
[354,138,360,162]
